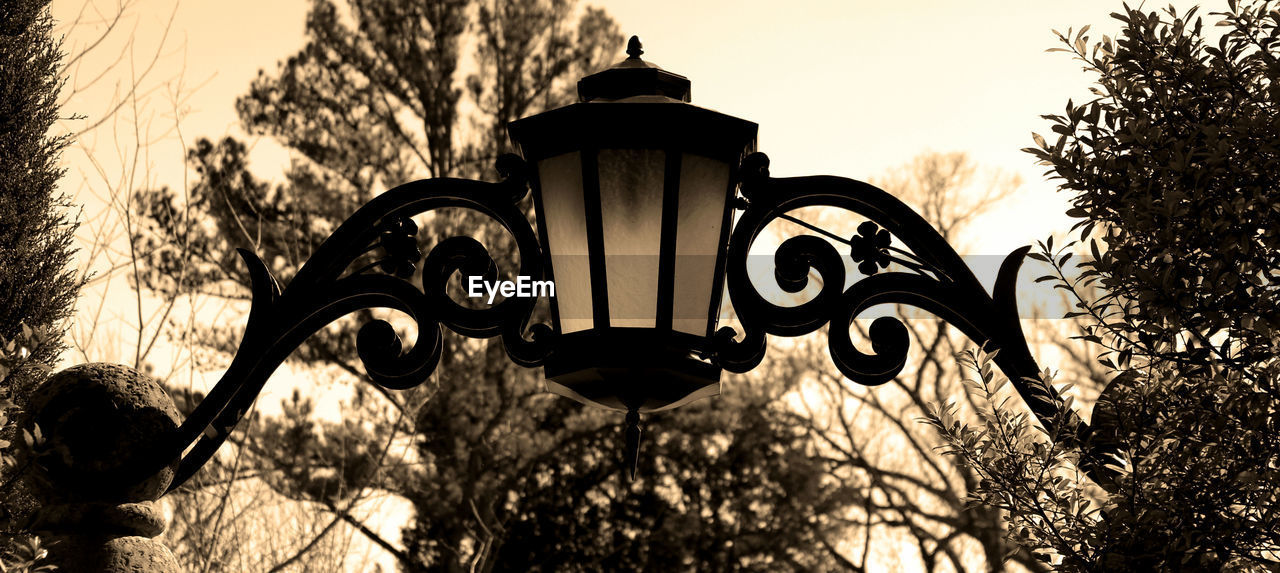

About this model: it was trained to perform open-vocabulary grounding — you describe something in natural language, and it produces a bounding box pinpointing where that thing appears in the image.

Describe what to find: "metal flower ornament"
[104,37,1109,492]
[849,221,892,275]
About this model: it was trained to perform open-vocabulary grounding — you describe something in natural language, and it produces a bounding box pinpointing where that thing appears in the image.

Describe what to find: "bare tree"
[763,152,1059,571]
[35,1,399,570]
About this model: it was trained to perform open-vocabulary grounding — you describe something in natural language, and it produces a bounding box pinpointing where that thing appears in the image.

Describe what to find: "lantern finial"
[575,35,691,102]
[624,408,643,480]
[626,35,643,59]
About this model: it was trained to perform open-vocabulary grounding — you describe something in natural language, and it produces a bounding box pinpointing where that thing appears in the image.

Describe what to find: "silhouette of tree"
[0,1,82,562]
[928,3,1280,570]
[0,0,79,423]
[773,152,1058,572]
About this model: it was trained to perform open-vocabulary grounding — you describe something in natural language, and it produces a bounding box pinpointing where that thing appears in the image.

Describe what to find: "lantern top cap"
[577,35,692,103]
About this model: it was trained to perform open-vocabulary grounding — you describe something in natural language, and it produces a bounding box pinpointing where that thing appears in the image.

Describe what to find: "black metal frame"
[161,157,555,491]
[151,150,1101,493]
[714,153,1085,438]
[581,147,610,329]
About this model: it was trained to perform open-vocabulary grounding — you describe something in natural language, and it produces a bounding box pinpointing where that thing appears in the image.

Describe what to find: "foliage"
[0,324,55,473]
[361,343,849,571]
[1028,1,1280,376]
[0,0,80,382]
[928,2,1280,570]
[134,135,362,299]
[924,349,1106,570]
[0,325,56,564]
[931,345,1280,571]
[0,534,55,573]
[0,2,80,569]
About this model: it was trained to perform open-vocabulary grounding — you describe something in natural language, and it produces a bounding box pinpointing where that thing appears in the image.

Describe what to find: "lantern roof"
[511,36,756,164]
[577,36,692,102]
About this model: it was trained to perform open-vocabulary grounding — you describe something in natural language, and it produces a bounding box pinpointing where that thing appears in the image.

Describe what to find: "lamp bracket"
[715,152,1097,463]
[160,155,554,491]
[146,151,1112,493]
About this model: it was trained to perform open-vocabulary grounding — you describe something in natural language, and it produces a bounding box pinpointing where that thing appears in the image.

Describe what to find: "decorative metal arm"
[141,151,1105,493]
[161,156,555,491]
[712,153,1098,470]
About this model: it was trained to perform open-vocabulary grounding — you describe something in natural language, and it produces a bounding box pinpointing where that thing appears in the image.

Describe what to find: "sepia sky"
[46,0,1192,400]
[48,0,1182,376]
[50,0,1163,256]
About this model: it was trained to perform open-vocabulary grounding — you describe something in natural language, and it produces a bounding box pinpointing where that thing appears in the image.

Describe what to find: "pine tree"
[0,0,79,376]
[0,0,82,529]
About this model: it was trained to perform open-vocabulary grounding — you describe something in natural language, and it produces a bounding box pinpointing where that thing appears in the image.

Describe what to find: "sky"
[47,0,1168,371]
[54,0,1186,255]
[51,0,1146,259]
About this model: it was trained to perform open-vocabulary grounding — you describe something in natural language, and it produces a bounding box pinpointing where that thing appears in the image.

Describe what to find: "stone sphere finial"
[26,363,183,572]
[28,362,182,501]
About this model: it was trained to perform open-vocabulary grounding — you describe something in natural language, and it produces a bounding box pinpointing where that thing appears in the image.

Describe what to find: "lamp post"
[25,36,1109,572]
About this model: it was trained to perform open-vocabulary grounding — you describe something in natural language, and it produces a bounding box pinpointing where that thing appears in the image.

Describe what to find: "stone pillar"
[24,363,182,572]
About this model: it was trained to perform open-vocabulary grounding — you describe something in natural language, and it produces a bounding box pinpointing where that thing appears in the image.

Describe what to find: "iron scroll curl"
[712,152,1084,445]
[163,155,554,492]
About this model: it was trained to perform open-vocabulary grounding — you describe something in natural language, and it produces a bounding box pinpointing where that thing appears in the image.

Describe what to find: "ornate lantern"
[508,37,757,413]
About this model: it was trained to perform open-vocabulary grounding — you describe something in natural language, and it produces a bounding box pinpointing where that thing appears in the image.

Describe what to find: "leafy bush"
[925,2,1280,570]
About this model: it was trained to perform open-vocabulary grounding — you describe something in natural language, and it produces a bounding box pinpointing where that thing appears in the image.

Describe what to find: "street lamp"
[151,36,1099,488]
[33,37,1106,507]
[22,36,1138,573]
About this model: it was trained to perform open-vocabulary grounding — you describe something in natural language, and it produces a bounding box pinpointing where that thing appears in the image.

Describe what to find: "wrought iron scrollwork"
[162,155,554,491]
[149,149,1108,492]
[713,152,1087,450]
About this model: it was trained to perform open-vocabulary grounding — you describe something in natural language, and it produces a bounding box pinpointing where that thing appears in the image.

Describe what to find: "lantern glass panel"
[598,148,666,328]
[672,153,731,335]
[537,152,593,333]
